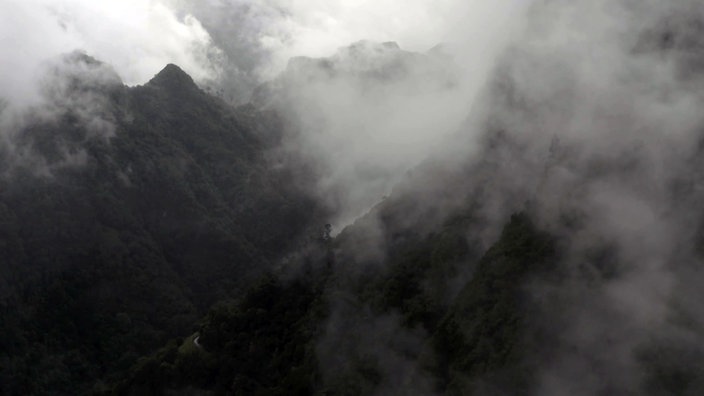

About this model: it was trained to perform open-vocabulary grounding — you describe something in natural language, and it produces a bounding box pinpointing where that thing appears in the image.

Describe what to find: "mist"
[239,1,525,226]
[6,0,704,394]
[426,0,704,393]
[1,0,522,214]
[266,0,704,393]
[0,0,219,108]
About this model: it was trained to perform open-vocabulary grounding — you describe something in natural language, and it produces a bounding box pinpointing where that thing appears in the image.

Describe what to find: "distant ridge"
[147,63,198,92]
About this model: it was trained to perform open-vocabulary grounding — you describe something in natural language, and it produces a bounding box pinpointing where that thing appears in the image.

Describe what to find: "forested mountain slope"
[116,15,704,393]
[0,54,323,395]
[8,5,704,393]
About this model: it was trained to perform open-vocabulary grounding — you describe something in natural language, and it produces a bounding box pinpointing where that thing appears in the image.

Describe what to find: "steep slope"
[0,55,323,395]
[10,5,704,393]
[252,40,457,108]
[247,40,466,226]
[113,10,704,392]
[116,208,556,395]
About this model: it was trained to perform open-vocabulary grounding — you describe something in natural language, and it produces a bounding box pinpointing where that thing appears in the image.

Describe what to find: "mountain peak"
[147,64,197,91]
[51,50,123,87]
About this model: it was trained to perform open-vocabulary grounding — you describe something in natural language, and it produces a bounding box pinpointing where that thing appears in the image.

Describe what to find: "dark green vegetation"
[5,55,698,396]
[0,56,322,395]
[322,206,557,395]
[0,58,580,394]
[119,274,327,395]
[432,213,556,395]
[117,203,558,395]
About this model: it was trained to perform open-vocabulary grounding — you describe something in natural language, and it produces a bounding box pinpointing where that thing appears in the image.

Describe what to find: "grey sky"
[0,0,529,104]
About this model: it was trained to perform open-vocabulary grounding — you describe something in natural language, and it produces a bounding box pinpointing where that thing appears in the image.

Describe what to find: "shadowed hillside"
[0,55,324,395]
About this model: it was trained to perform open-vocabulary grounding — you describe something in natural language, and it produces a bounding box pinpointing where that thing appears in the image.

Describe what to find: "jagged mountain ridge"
[6,18,704,395]
[117,21,704,394]
[0,54,324,395]
[252,40,458,108]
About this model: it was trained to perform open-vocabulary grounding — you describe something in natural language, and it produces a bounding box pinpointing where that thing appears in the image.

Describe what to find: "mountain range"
[3,29,704,396]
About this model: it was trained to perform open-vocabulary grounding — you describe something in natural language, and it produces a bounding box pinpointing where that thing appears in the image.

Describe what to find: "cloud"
[217,0,530,226]
[468,1,704,393]
[9,2,704,391]
[0,0,219,108]
[316,294,437,395]
[168,0,529,99]
[242,0,522,77]
[263,0,704,393]
[0,0,528,212]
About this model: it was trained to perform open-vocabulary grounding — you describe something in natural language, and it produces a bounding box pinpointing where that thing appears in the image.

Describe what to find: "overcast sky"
[0,0,530,105]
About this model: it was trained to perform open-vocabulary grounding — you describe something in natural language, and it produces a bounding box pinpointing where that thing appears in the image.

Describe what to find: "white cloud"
[0,0,532,223]
[0,0,218,107]
[192,0,528,79]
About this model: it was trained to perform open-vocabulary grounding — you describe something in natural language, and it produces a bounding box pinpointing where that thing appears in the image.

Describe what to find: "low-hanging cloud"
[169,0,529,99]
[0,0,219,109]
[461,0,704,393]
[1,0,528,218]
[271,0,704,393]
[216,0,530,226]
[0,0,223,175]
[9,1,704,393]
